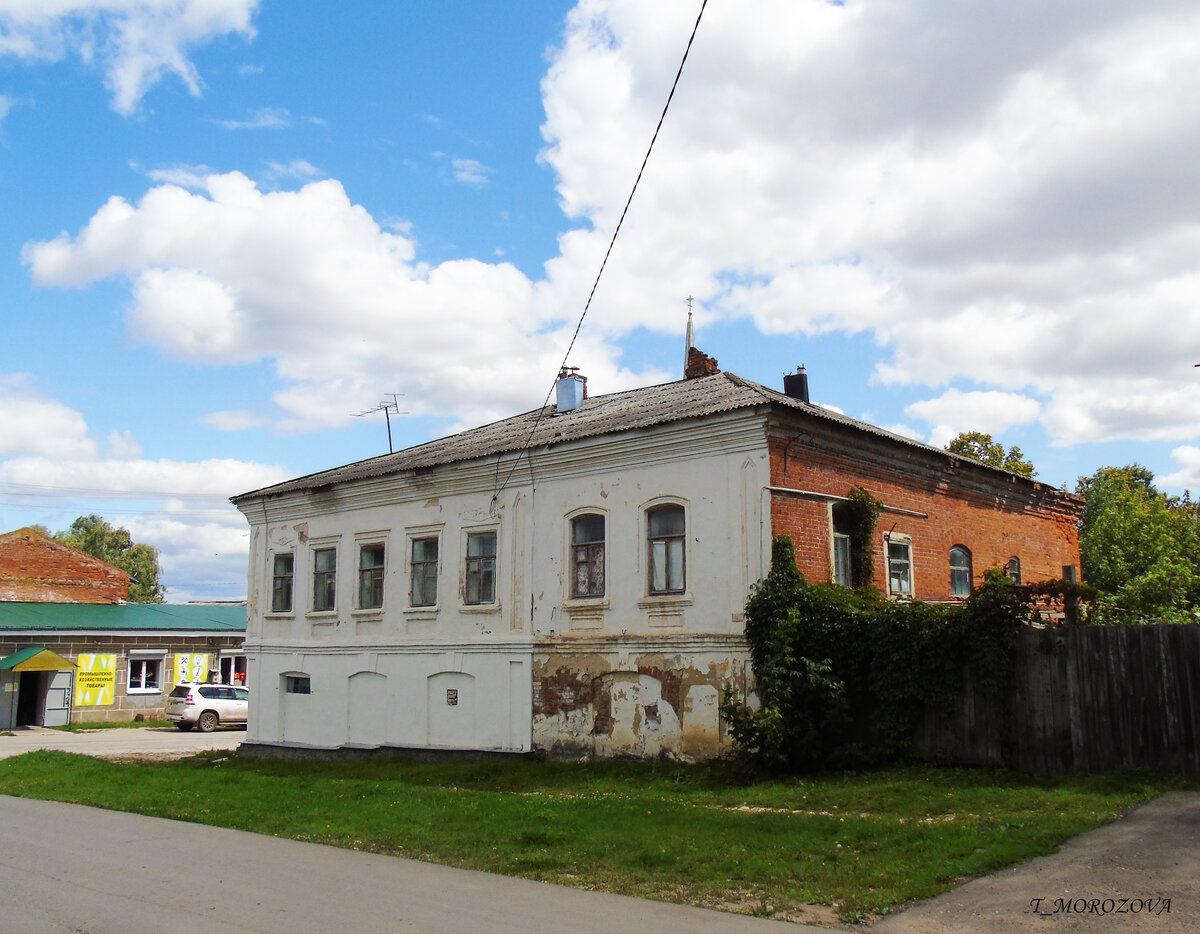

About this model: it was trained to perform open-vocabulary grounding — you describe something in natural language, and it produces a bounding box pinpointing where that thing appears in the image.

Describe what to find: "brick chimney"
[684,346,720,380]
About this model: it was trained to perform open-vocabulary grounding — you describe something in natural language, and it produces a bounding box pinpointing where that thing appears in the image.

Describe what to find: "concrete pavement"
[0,795,800,934]
[0,723,243,759]
[877,792,1199,933]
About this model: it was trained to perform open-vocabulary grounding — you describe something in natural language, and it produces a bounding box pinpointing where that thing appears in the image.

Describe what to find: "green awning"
[0,647,76,672]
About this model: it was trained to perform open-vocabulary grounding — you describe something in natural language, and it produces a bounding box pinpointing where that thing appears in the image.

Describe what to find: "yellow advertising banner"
[75,654,117,706]
[175,653,209,685]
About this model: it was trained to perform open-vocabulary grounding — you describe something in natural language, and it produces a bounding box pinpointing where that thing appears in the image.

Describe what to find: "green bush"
[723,538,1036,773]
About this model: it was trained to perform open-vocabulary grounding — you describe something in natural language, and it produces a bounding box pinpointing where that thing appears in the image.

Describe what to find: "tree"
[56,514,165,603]
[1075,466,1200,622]
[945,430,1036,478]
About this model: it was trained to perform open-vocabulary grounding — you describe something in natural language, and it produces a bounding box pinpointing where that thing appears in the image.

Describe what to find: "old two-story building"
[0,527,247,726]
[232,349,1082,761]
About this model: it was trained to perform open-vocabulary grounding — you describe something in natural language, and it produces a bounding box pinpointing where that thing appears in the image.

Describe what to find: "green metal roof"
[0,602,246,632]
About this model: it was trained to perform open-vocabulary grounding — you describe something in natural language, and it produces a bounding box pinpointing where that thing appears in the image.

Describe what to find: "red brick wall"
[767,418,1082,600]
[0,528,130,604]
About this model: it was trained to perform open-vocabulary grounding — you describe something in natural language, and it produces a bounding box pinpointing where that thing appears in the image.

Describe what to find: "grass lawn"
[51,718,173,732]
[0,753,1183,924]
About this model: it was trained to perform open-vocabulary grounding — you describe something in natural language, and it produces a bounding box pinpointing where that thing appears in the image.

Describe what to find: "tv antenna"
[353,394,406,453]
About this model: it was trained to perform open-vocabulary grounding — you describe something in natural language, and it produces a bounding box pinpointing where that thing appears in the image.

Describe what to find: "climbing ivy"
[724,536,1045,773]
[845,487,883,587]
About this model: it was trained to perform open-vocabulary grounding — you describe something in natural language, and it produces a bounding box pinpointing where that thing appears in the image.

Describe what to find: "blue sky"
[2,0,1200,600]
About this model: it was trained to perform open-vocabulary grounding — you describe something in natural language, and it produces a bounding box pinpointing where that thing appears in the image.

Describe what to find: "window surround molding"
[563,506,609,619]
[460,523,501,613]
[266,550,296,618]
[352,529,389,618]
[404,522,444,619]
[637,495,693,609]
[306,535,341,618]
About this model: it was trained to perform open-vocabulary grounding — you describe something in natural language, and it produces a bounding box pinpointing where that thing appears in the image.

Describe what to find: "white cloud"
[23,171,663,433]
[0,1,259,115]
[217,106,290,130]
[906,389,1043,447]
[0,374,96,458]
[452,158,491,187]
[201,409,268,431]
[530,0,1200,445]
[19,0,1200,454]
[105,429,142,459]
[1160,446,1200,492]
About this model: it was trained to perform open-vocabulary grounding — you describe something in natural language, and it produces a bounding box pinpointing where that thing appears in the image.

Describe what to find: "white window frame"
[833,533,852,587]
[950,545,972,598]
[126,650,166,694]
[886,534,914,598]
[218,652,248,687]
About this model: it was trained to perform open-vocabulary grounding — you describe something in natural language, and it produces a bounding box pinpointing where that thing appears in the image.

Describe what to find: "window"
[833,533,852,587]
[647,505,685,594]
[950,545,972,597]
[465,531,497,605]
[283,674,311,694]
[127,657,162,692]
[887,538,913,597]
[312,547,336,611]
[219,654,247,685]
[410,537,439,607]
[358,543,385,609]
[571,514,605,597]
[1008,555,1022,585]
[271,553,294,613]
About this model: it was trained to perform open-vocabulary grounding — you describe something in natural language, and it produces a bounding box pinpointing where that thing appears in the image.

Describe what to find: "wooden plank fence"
[915,624,1200,775]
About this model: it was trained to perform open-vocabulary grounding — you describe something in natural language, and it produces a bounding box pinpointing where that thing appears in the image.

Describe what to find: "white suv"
[165,683,249,732]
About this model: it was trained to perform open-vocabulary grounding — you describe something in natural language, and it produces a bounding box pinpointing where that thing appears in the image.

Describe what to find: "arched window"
[647,504,685,594]
[570,514,605,597]
[949,545,972,597]
[1008,555,1022,585]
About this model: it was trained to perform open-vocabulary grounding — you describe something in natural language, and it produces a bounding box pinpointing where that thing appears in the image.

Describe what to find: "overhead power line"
[492,0,710,505]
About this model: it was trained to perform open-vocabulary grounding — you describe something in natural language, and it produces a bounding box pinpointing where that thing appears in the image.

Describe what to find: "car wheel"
[175,722,194,732]
[197,711,219,733]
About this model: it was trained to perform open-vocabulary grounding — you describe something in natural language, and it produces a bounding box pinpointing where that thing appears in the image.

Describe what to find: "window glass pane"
[271,553,294,613]
[313,547,336,611]
[468,532,496,557]
[888,541,912,595]
[650,540,667,592]
[358,544,385,609]
[667,539,684,591]
[572,515,604,545]
[833,534,852,586]
[465,533,496,605]
[648,506,685,537]
[950,546,971,597]
[412,538,437,563]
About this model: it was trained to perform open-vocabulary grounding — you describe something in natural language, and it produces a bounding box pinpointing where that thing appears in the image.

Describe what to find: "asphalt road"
[0,795,799,934]
[0,724,243,759]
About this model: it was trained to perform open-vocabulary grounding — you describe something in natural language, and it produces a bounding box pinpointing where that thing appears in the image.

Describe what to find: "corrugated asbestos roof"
[0,602,246,632]
[233,371,1040,502]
